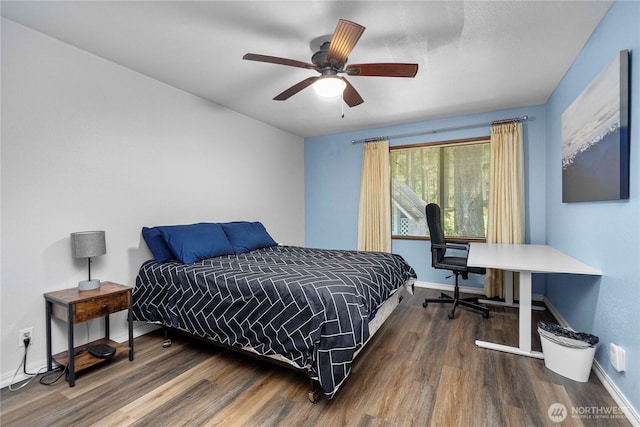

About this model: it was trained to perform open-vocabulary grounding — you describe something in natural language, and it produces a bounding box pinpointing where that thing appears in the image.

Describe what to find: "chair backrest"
[426,203,446,265]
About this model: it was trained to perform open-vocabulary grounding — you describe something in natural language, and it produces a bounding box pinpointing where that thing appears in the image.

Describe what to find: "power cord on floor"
[8,337,68,390]
[38,364,66,386]
[39,348,88,386]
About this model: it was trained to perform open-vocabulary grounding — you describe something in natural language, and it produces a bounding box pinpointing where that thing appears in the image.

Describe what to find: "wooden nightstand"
[44,282,134,387]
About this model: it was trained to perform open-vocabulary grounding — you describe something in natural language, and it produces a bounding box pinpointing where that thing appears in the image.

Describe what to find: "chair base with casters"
[422,270,490,320]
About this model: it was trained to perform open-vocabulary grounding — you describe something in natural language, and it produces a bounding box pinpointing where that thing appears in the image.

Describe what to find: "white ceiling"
[1,1,612,138]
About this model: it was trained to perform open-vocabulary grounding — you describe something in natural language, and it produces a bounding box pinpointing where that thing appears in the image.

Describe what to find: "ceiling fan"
[243,19,419,107]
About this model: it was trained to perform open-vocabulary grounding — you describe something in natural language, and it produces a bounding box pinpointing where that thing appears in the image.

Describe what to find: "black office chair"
[422,203,490,319]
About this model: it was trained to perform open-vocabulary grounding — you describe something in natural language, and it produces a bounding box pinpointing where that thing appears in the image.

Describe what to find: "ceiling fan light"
[313,77,347,97]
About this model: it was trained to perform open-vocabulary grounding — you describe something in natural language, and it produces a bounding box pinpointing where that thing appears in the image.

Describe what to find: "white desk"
[467,243,601,358]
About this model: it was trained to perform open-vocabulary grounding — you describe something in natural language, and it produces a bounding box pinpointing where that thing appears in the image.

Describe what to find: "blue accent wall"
[544,0,639,413]
[305,0,638,415]
[305,104,547,291]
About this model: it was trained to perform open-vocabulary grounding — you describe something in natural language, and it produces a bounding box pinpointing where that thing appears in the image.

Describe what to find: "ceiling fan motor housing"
[312,41,343,71]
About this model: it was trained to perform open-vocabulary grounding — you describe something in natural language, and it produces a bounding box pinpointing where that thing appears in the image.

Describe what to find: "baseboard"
[591,360,640,426]
[414,280,545,302]
[0,322,159,389]
[415,280,487,296]
[541,296,570,327]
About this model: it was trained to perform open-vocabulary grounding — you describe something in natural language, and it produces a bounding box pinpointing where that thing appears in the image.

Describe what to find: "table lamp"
[71,230,106,291]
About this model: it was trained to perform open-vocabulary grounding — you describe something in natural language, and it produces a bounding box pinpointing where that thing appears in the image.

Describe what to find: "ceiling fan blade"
[340,77,364,107]
[274,76,320,101]
[326,19,365,67]
[345,63,419,78]
[243,53,316,70]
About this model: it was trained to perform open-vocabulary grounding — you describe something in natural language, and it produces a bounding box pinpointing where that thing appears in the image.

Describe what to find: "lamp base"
[78,279,101,291]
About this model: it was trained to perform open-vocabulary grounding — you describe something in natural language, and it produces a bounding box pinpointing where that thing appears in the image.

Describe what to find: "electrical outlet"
[610,343,625,372]
[18,327,34,347]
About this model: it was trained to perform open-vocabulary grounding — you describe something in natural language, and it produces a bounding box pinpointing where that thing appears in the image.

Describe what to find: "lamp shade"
[71,231,106,258]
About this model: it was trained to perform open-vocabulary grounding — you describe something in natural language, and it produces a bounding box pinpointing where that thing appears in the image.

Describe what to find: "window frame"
[390,136,490,243]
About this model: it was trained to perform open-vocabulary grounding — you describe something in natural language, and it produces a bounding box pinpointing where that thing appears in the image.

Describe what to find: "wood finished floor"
[1,288,630,427]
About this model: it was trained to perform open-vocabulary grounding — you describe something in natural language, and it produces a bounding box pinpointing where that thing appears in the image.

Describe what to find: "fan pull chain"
[341,91,345,118]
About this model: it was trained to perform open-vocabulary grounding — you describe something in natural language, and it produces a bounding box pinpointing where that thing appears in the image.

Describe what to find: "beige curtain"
[357,141,391,253]
[484,123,525,298]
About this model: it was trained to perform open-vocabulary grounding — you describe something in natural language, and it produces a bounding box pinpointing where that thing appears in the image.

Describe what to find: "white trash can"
[537,321,598,383]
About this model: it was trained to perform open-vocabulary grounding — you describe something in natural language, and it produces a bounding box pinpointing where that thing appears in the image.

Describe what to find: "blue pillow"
[142,227,175,263]
[158,223,234,264]
[221,221,277,254]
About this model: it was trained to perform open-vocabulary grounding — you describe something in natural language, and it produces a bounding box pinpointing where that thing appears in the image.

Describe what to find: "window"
[391,137,490,240]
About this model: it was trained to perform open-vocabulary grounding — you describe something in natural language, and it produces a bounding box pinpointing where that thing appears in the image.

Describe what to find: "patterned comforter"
[131,245,416,399]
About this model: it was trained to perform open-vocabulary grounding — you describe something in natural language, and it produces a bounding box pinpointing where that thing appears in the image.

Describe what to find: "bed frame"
[158,284,411,403]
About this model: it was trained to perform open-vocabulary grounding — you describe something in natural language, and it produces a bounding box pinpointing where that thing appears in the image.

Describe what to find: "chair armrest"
[431,242,469,251]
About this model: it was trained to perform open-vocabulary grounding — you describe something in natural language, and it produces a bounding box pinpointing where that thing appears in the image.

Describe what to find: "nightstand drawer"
[74,292,130,322]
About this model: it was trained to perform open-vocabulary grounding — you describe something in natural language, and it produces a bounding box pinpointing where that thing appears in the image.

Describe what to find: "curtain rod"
[351,115,528,144]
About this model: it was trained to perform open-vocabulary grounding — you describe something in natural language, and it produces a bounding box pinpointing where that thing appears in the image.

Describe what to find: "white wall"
[0,18,305,386]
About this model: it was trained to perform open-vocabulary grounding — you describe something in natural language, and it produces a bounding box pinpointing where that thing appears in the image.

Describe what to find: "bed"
[130,222,416,401]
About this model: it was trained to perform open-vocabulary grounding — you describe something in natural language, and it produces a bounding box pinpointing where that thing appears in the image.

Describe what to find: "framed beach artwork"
[562,49,630,203]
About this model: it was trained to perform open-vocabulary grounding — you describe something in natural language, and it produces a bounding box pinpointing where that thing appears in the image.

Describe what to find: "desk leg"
[519,271,532,352]
[475,270,543,359]
[505,271,514,305]
[478,270,546,311]
[477,270,512,306]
